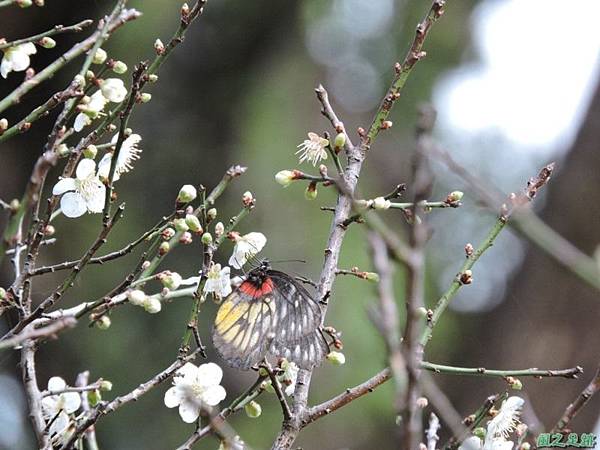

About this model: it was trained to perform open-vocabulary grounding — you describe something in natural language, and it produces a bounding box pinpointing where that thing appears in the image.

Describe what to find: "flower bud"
[520,444,531,450]
[465,243,474,257]
[178,231,191,244]
[73,75,85,89]
[509,378,523,390]
[214,222,224,238]
[333,132,346,150]
[275,170,295,187]
[305,182,317,200]
[173,218,189,232]
[416,397,428,408]
[95,315,111,330]
[0,287,6,300]
[326,351,346,365]
[56,144,70,157]
[159,271,182,290]
[92,48,107,65]
[201,232,213,245]
[148,74,158,83]
[17,0,32,7]
[207,208,217,221]
[381,120,393,130]
[460,269,473,285]
[242,191,254,207]
[446,191,464,204]
[43,225,55,236]
[83,145,97,159]
[364,272,379,282]
[0,118,8,132]
[85,70,95,81]
[154,38,165,54]
[372,196,391,210]
[244,401,262,418]
[143,297,162,313]
[39,37,56,49]
[416,307,428,318]
[181,2,190,16]
[159,241,170,255]
[112,61,128,74]
[139,93,152,103]
[185,214,202,233]
[9,199,20,211]
[34,0,43,5]
[177,185,197,203]
[473,427,486,440]
[100,380,113,391]
[127,289,147,306]
[161,227,176,240]
[88,390,101,406]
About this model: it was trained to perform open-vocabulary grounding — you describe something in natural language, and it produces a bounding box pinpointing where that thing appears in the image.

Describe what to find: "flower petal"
[20,43,37,56]
[85,182,106,213]
[60,192,87,218]
[196,362,223,387]
[49,411,69,436]
[97,153,112,179]
[47,376,66,392]
[202,385,226,406]
[41,396,58,414]
[175,363,199,385]
[178,400,200,423]
[62,392,81,413]
[74,113,91,132]
[52,178,77,196]
[1,57,12,78]
[458,436,482,450]
[164,386,182,408]
[10,51,31,72]
[76,158,96,179]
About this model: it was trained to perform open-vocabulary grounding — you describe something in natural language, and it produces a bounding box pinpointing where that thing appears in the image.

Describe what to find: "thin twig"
[0,317,76,351]
[262,360,292,421]
[0,19,93,50]
[552,365,600,433]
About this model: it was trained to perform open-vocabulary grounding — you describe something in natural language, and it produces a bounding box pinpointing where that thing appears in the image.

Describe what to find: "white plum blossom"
[1,43,37,78]
[203,263,232,299]
[52,158,106,218]
[97,133,142,181]
[164,362,227,423]
[229,232,267,269]
[100,78,127,103]
[296,132,328,166]
[41,376,81,438]
[459,396,524,450]
[74,91,108,132]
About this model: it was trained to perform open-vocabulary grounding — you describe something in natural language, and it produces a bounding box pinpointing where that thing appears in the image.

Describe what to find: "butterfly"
[212,260,329,370]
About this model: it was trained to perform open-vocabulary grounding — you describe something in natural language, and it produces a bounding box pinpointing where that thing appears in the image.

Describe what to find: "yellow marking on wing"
[221,324,240,343]
[216,301,248,333]
[239,303,264,352]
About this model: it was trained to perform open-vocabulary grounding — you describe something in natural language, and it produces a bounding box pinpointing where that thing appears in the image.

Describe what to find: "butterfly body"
[212,261,328,370]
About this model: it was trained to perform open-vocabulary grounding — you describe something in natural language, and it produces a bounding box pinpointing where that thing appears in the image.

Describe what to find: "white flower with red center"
[203,263,232,299]
[97,133,142,181]
[52,159,106,218]
[164,362,227,423]
[296,132,328,166]
[228,232,267,269]
[1,43,37,78]
[41,376,81,438]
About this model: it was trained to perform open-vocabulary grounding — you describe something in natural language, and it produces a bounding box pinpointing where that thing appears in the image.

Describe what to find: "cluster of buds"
[127,289,161,313]
[323,326,343,350]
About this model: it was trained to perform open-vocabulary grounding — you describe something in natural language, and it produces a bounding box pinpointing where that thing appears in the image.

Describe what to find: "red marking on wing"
[239,278,274,298]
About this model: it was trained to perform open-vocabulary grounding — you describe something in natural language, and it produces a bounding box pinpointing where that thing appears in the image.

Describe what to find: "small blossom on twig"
[245,400,262,418]
[177,184,197,203]
[326,351,346,365]
[164,362,227,423]
[1,43,37,78]
[228,232,267,269]
[275,170,297,187]
[97,133,142,181]
[100,78,128,103]
[52,159,105,218]
[296,132,329,166]
[74,91,108,131]
[92,48,107,65]
[203,263,232,300]
[42,377,81,438]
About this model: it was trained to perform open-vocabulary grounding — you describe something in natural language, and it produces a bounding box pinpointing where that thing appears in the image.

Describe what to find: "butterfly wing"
[265,270,329,369]
[212,270,328,370]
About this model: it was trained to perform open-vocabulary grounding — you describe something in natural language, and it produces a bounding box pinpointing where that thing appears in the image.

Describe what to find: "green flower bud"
[258,367,269,377]
[326,351,346,365]
[140,93,152,103]
[510,379,523,390]
[207,208,217,221]
[83,145,97,159]
[100,380,113,391]
[95,315,111,330]
[275,170,295,187]
[56,144,70,157]
[334,132,346,149]
[185,214,202,233]
[159,271,182,290]
[473,427,486,440]
[88,390,101,406]
[92,48,107,65]
[201,232,213,245]
[158,241,170,256]
[17,0,32,8]
[244,401,262,418]
[85,70,95,81]
[364,272,380,282]
[263,380,275,394]
[0,287,6,300]
[372,196,391,210]
[521,443,531,450]
[304,182,317,200]
[173,218,189,232]
[112,61,128,74]
[177,184,197,203]
[148,74,159,83]
[143,297,162,314]
[39,37,56,49]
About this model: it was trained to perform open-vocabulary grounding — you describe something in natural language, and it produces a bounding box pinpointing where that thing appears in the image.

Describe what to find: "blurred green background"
[1,0,599,449]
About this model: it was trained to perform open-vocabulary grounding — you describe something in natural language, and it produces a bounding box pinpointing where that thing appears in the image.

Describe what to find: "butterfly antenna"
[270,259,307,264]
